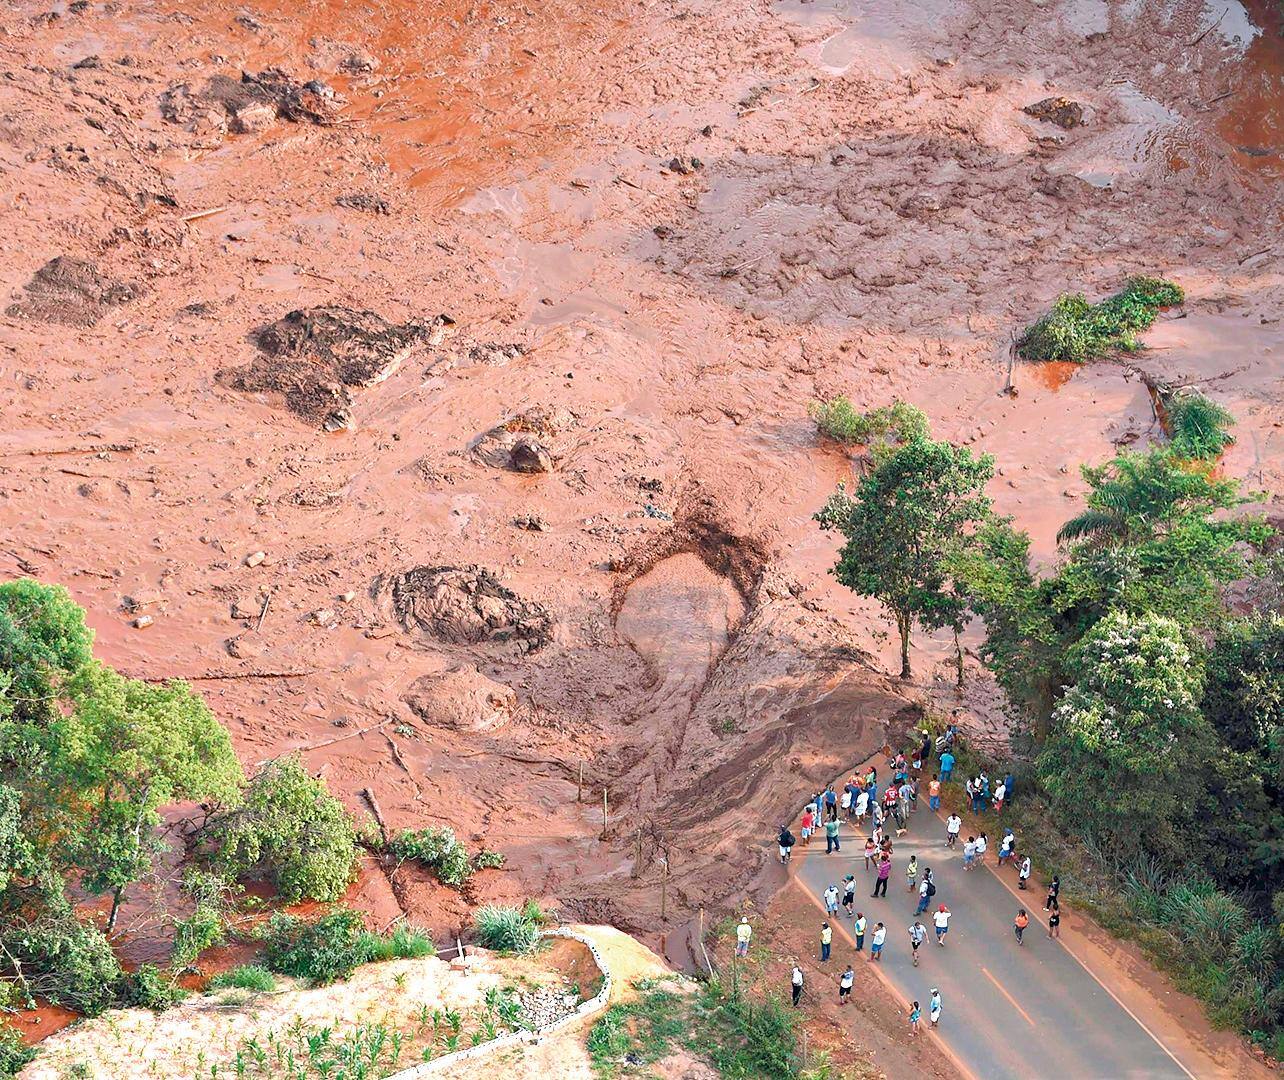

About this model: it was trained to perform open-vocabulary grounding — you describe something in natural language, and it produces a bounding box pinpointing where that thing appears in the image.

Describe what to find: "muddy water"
[615,554,747,717]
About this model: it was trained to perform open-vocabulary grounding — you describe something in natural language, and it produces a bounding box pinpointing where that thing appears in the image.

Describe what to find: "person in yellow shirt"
[820,921,833,962]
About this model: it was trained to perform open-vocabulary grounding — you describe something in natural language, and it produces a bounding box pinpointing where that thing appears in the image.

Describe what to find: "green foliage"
[262,908,431,986]
[122,963,186,1011]
[209,756,357,904]
[207,964,276,992]
[0,579,94,727]
[1038,611,1210,853]
[1165,390,1235,460]
[170,903,225,973]
[473,904,542,954]
[808,397,928,456]
[1,910,123,1016]
[0,1023,35,1078]
[816,436,994,677]
[389,826,472,888]
[474,849,505,871]
[1205,614,1284,775]
[262,908,368,985]
[589,976,807,1079]
[1016,276,1184,362]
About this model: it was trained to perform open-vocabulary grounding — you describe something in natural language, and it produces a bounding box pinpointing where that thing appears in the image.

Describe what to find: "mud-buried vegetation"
[1016,276,1184,362]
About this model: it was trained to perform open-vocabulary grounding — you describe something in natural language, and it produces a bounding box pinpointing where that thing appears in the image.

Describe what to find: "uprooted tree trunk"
[897,611,912,680]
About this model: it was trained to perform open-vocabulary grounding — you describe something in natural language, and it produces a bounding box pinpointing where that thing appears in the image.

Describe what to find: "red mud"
[1,0,1281,1060]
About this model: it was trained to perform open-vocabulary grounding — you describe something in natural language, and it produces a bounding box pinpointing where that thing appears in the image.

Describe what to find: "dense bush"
[1017,276,1184,362]
[473,902,543,954]
[389,826,473,888]
[262,908,434,985]
[474,849,505,871]
[1165,389,1235,460]
[808,396,928,454]
[207,964,276,992]
[122,963,186,1011]
[210,756,358,904]
[0,1024,35,1078]
[1,912,123,1016]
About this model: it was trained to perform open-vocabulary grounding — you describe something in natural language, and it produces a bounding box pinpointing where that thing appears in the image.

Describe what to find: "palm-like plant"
[1056,449,1242,548]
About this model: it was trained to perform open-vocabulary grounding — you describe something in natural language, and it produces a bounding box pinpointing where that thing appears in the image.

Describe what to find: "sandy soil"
[1,0,1281,1066]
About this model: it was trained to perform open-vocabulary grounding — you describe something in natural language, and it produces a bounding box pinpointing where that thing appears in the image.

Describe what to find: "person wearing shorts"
[933,905,951,946]
[963,837,976,869]
[908,920,927,965]
[870,922,886,960]
[839,965,854,1004]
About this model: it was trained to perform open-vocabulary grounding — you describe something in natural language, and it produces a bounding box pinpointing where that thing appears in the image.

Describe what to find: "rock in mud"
[1023,96,1084,129]
[472,406,574,472]
[509,435,554,474]
[230,101,277,134]
[219,306,452,428]
[6,256,142,328]
[664,155,703,175]
[390,565,551,651]
[402,665,517,732]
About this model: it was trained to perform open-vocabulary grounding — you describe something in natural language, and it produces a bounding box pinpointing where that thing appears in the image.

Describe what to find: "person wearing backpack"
[777,824,796,864]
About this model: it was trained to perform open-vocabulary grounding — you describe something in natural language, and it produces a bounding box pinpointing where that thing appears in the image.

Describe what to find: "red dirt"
[2,0,1282,1066]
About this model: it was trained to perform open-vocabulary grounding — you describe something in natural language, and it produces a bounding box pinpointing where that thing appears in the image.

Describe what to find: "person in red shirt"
[800,806,815,846]
[928,774,942,812]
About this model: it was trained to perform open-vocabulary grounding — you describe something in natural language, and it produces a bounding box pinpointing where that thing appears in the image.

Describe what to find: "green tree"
[47,665,243,930]
[0,579,94,728]
[208,756,357,903]
[1037,611,1209,855]
[815,437,994,678]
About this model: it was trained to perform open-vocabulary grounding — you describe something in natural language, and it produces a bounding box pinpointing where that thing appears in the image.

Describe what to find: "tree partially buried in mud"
[815,436,994,680]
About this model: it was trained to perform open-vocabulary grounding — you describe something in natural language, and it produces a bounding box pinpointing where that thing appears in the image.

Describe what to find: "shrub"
[170,903,225,971]
[207,965,275,992]
[0,1024,35,1078]
[474,850,505,871]
[389,827,473,888]
[474,904,542,954]
[1165,390,1235,460]
[122,963,185,1011]
[210,756,358,904]
[262,909,433,985]
[1017,277,1183,362]
[262,908,368,985]
[808,397,927,454]
[1,912,122,1016]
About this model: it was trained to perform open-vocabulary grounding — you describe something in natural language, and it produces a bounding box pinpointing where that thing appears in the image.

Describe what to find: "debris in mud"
[513,514,549,531]
[664,156,703,175]
[219,306,453,428]
[1023,96,1085,129]
[160,68,347,138]
[390,566,551,652]
[402,665,517,732]
[335,192,391,215]
[738,84,770,112]
[6,256,142,328]
[461,341,528,367]
[472,406,574,472]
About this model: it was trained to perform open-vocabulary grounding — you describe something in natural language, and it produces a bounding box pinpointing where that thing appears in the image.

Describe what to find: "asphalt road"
[792,812,1192,1080]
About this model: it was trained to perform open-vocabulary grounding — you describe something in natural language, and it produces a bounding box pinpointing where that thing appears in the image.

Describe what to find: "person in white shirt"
[945,813,962,847]
[870,922,887,961]
[975,832,988,864]
[963,836,977,870]
[1019,855,1032,890]
[855,789,869,821]
[790,964,804,1007]
[933,905,951,946]
[736,917,752,957]
[824,883,840,916]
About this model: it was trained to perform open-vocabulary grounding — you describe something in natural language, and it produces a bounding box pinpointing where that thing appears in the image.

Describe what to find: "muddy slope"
[1,0,1281,967]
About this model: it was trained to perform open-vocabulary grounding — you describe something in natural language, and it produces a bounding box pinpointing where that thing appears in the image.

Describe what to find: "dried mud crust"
[388,565,552,652]
[5,256,142,327]
[218,305,452,427]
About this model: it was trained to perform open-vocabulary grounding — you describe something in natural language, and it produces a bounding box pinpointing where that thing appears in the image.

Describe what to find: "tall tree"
[815,437,994,679]
[48,665,244,930]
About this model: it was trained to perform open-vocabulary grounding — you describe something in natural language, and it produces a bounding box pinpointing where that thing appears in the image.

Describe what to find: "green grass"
[1017,276,1184,363]
[587,976,823,1079]
[473,902,543,955]
[262,909,435,986]
[208,965,277,992]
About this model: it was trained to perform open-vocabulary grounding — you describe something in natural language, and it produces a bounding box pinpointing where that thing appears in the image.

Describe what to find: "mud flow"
[1,0,1282,1040]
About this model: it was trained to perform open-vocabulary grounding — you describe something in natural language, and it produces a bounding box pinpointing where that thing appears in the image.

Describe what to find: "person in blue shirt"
[939,749,955,784]
[1004,772,1015,804]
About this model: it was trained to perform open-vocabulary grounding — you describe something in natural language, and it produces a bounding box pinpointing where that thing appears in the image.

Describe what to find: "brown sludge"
[1,0,1282,1070]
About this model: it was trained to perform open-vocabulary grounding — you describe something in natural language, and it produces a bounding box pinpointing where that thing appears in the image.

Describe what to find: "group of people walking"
[767,728,1065,1036]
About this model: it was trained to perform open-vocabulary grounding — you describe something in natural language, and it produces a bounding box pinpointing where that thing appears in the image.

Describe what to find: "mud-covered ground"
[2,0,1281,997]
